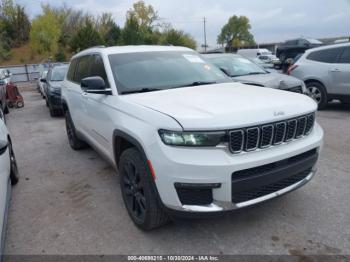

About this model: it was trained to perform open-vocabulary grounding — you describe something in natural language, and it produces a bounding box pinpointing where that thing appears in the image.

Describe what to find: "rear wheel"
[119,148,169,230]
[306,81,328,110]
[65,110,88,150]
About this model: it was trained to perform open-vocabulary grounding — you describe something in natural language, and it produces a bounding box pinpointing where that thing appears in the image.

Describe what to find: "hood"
[233,73,302,90]
[122,82,316,130]
[49,81,63,89]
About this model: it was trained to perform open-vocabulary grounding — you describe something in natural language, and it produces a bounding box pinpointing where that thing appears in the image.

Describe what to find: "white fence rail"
[0,63,68,83]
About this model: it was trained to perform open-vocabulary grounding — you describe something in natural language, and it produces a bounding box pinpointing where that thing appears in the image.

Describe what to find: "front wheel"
[119,148,169,230]
[9,141,19,185]
[0,107,5,123]
[306,81,328,110]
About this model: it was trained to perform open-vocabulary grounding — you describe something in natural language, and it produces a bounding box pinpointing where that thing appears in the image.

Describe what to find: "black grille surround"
[231,149,318,203]
[229,113,315,154]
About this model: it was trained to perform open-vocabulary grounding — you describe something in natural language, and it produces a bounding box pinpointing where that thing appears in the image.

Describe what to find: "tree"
[0,0,30,47]
[122,14,143,45]
[70,19,104,52]
[96,13,122,46]
[217,15,255,48]
[29,7,61,56]
[127,1,159,29]
[160,28,197,49]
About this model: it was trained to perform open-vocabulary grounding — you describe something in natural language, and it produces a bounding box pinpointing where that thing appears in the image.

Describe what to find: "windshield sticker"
[183,54,205,63]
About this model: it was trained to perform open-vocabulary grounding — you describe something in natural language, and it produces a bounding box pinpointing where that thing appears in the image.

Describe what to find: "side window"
[74,55,92,83]
[67,59,78,81]
[339,47,350,63]
[90,54,109,88]
[307,47,344,63]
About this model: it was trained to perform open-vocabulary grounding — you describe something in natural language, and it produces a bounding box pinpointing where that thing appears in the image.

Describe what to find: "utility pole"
[203,17,207,53]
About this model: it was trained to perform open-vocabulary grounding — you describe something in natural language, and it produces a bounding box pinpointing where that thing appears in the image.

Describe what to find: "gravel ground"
[3,87,350,255]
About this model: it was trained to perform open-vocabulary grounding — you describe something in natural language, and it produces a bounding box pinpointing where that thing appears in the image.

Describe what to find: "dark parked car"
[42,65,68,117]
[0,69,11,118]
[276,38,323,63]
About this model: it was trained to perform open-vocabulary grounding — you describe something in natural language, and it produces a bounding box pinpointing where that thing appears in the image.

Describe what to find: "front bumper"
[148,123,323,213]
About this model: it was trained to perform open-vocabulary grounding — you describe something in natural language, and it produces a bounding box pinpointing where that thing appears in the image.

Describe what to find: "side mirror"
[81,76,112,95]
[40,78,47,83]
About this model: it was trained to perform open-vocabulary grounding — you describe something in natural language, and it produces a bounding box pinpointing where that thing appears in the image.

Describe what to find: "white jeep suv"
[61,46,323,230]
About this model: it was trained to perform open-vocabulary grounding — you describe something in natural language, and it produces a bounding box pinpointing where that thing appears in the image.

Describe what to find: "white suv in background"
[289,43,350,109]
[61,46,323,230]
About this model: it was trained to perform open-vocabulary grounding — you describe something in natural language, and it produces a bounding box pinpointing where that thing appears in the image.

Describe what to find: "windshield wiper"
[247,72,266,75]
[173,81,217,88]
[121,88,161,95]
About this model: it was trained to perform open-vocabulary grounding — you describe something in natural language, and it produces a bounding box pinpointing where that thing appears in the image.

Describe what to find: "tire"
[0,107,5,123]
[306,81,328,110]
[49,103,61,117]
[16,101,24,108]
[8,141,19,185]
[65,110,88,150]
[4,103,9,114]
[119,148,169,230]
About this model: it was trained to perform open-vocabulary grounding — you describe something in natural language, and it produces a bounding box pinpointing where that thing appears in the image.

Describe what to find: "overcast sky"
[17,0,350,48]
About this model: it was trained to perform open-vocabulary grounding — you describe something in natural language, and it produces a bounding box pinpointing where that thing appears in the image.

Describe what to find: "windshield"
[207,55,267,77]
[108,51,229,94]
[51,66,68,81]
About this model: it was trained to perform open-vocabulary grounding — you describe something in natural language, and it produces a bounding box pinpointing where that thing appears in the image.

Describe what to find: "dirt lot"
[3,87,350,255]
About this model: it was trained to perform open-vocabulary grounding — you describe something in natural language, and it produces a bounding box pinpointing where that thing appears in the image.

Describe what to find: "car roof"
[304,42,350,54]
[72,45,194,59]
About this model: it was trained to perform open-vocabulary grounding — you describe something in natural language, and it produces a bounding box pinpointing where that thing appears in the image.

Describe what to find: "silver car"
[203,53,307,94]
[289,43,350,109]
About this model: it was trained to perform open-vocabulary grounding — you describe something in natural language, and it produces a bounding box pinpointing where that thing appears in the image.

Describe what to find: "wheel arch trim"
[112,129,148,168]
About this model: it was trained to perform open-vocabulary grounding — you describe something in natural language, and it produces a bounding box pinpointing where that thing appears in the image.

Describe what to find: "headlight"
[0,140,8,155]
[159,130,227,147]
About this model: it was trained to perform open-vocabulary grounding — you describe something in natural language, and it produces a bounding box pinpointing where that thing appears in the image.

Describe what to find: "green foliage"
[29,7,61,56]
[2,0,198,64]
[70,20,104,52]
[122,14,143,45]
[0,0,30,47]
[55,48,66,62]
[0,31,12,61]
[127,1,159,29]
[96,13,122,46]
[217,15,255,48]
[160,29,197,49]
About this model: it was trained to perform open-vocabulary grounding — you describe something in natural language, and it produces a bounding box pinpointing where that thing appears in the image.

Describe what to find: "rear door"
[330,46,350,95]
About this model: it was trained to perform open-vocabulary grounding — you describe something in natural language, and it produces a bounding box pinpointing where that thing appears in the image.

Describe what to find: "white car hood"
[122,82,317,130]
